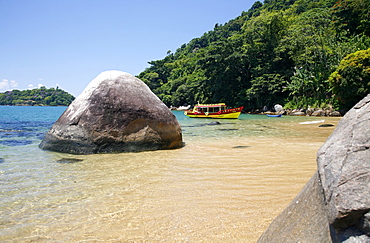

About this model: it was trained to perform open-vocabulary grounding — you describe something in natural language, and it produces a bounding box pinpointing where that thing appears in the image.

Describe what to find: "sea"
[0,106,340,242]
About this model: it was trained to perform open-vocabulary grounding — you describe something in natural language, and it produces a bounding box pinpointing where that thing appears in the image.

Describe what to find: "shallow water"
[0,107,340,242]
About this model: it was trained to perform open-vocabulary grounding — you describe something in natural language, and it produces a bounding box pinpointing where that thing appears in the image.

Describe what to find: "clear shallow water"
[0,107,340,242]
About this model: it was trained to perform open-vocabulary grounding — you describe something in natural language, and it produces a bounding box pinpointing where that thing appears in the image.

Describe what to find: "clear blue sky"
[0,0,256,96]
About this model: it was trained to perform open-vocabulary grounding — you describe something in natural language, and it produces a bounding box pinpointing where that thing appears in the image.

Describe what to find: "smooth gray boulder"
[258,94,370,242]
[318,94,370,241]
[258,172,332,242]
[39,70,183,154]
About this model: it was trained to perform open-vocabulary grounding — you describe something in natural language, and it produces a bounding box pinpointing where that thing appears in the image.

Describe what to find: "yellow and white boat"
[184,103,243,119]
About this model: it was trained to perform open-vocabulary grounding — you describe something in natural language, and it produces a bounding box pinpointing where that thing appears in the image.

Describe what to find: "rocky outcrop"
[258,172,332,242]
[255,107,343,117]
[318,94,370,241]
[258,94,370,242]
[39,70,183,154]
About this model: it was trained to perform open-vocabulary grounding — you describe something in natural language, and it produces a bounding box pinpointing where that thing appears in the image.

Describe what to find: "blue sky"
[0,0,256,96]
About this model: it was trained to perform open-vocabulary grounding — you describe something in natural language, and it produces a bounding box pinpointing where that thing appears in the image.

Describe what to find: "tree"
[329,48,370,110]
[137,0,370,111]
[245,74,286,109]
[0,87,74,106]
[277,8,343,108]
[332,0,370,36]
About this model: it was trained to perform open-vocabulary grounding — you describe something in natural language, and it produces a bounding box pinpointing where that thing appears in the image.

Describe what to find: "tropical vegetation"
[0,86,75,106]
[138,0,370,111]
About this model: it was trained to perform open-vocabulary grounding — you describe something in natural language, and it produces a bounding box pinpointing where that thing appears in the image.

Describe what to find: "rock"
[258,172,331,242]
[232,145,251,149]
[192,121,222,127]
[312,109,326,116]
[329,111,341,117]
[258,94,370,242]
[39,70,183,154]
[319,124,335,127]
[306,108,314,116]
[291,111,305,116]
[207,121,221,125]
[358,212,370,234]
[274,104,284,113]
[317,94,370,235]
[56,158,84,164]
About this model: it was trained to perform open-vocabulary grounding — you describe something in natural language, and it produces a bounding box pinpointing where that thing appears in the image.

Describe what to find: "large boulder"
[39,70,183,154]
[317,94,370,241]
[258,94,370,242]
[258,172,332,242]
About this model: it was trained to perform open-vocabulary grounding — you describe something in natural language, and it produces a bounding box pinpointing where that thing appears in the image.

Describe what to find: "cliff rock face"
[258,94,370,242]
[39,70,183,154]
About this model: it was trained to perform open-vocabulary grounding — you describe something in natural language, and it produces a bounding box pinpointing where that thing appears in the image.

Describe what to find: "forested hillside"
[138,0,370,111]
[0,87,75,106]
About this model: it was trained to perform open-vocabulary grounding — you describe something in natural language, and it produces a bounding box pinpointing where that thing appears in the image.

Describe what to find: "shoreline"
[0,108,340,242]
[247,108,343,117]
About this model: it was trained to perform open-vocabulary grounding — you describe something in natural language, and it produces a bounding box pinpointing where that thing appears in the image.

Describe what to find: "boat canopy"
[195,103,226,107]
[194,103,227,113]
[185,103,243,119]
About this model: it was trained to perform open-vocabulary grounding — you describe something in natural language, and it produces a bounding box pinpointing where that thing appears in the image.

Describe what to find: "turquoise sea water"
[0,106,339,241]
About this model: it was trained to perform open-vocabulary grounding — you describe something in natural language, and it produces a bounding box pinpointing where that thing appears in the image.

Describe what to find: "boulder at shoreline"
[258,94,370,242]
[39,70,183,154]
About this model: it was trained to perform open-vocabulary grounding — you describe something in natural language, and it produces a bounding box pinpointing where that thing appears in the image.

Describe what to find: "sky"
[0,0,256,96]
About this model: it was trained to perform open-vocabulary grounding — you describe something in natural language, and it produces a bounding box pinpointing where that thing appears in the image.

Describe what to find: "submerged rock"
[56,158,84,164]
[207,121,221,125]
[258,94,370,242]
[39,70,183,154]
[232,146,251,149]
[319,124,335,127]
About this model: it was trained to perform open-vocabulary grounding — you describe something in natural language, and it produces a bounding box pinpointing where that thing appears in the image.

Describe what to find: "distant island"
[0,86,75,106]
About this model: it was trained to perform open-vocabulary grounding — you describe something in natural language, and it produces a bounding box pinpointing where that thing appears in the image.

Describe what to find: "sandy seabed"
[1,116,340,242]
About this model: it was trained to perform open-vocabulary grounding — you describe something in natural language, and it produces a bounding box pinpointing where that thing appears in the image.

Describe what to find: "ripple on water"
[0,110,341,242]
[0,140,33,146]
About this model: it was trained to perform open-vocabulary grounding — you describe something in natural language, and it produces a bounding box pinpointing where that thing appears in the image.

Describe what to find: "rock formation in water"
[258,94,370,242]
[39,70,183,154]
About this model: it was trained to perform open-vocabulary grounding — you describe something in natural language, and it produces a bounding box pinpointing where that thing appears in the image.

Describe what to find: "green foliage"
[329,48,370,110]
[0,87,75,106]
[245,74,287,109]
[332,0,370,36]
[138,0,370,111]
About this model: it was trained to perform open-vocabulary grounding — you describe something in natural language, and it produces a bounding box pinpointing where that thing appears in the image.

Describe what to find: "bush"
[329,48,370,110]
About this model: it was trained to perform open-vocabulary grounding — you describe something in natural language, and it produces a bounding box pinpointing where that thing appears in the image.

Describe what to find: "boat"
[184,103,244,119]
[266,114,282,117]
[176,105,191,111]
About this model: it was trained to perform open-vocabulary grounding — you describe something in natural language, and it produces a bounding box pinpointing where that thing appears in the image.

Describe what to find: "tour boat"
[184,103,244,119]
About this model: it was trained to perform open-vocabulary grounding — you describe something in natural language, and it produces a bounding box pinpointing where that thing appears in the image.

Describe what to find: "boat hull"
[184,106,243,119]
[185,111,242,119]
[266,114,282,117]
